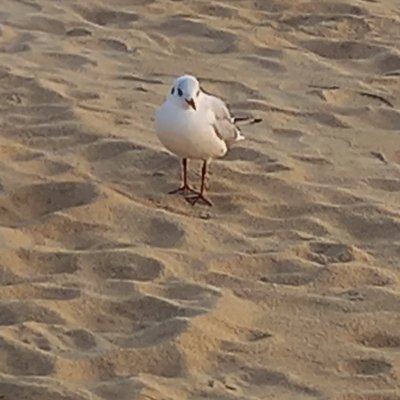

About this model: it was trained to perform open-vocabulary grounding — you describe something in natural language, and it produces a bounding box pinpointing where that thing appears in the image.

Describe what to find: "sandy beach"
[0,0,400,399]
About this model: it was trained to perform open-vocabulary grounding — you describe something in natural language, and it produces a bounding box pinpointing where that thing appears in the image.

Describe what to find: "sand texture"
[0,0,400,399]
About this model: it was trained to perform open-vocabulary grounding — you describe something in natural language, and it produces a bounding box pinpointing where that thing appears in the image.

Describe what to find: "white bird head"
[168,74,201,111]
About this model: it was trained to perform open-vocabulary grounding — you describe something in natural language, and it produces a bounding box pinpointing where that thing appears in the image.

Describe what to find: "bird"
[154,74,261,206]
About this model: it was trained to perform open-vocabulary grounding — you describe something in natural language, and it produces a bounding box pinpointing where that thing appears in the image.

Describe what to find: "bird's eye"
[177,88,183,97]
[196,90,200,97]
[171,87,175,95]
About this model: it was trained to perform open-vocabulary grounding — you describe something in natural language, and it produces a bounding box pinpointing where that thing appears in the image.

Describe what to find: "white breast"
[155,99,227,160]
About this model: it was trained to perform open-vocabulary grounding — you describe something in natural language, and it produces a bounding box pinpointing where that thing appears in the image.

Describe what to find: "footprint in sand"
[341,358,392,376]
[9,181,99,220]
[77,251,165,282]
[73,5,138,28]
[357,332,400,349]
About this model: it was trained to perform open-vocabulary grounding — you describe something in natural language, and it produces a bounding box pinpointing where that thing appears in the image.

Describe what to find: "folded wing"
[204,94,244,149]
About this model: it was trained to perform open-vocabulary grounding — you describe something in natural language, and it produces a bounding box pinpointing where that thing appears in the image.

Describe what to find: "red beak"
[185,98,196,110]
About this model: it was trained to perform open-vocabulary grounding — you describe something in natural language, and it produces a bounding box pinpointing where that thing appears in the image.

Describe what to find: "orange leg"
[169,158,197,195]
[185,160,213,206]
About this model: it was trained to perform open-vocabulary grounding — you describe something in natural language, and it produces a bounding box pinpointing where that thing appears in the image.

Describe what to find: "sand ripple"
[0,0,399,399]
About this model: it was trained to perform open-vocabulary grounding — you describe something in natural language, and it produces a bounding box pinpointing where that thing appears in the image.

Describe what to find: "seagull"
[154,74,261,206]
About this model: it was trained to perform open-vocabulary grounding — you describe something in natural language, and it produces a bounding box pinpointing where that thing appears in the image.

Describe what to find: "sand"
[0,0,400,399]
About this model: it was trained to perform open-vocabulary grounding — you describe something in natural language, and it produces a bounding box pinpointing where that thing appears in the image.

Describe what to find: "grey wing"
[207,95,244,148]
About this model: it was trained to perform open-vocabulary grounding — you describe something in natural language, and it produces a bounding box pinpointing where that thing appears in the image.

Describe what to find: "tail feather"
[229,116,261,145]
[233,116,262,125]
[234,126,245,142]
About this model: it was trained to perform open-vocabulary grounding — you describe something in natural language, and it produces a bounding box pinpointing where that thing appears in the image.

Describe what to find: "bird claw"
[168,185,197,196]
[184,192,213,207]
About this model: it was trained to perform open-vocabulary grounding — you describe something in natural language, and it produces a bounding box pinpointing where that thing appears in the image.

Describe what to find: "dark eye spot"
[171,87,175,95]
[177,88,183,97]
[196,90,200,97]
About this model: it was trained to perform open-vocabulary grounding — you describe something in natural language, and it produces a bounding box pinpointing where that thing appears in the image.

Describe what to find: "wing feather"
[204,94,244,149]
